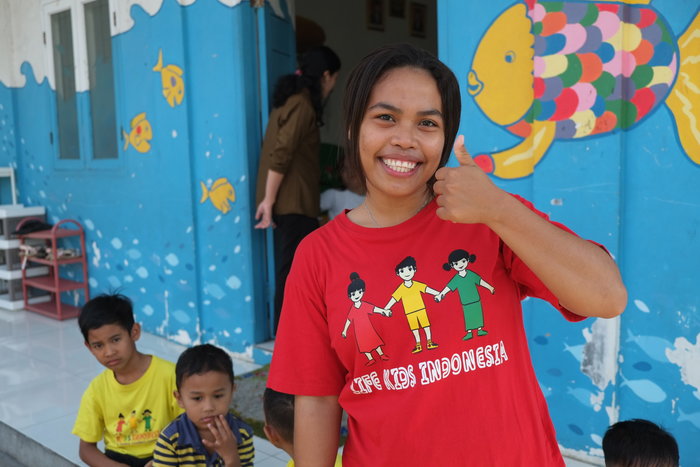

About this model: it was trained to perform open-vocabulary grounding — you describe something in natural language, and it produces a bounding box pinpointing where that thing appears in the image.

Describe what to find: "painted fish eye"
[505,51,516,63]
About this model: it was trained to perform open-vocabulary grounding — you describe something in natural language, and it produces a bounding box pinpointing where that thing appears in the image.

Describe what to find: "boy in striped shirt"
[153,344,254,466]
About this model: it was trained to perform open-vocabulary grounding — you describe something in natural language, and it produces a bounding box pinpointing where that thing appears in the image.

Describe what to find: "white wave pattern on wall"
[0,0,266,89]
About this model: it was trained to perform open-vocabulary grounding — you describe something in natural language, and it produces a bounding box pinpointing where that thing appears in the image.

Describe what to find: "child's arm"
[202,414,241,467]
[294,395,342,467]
[435,286,451,302]
[479,279,495,294]
[78,440,127,467]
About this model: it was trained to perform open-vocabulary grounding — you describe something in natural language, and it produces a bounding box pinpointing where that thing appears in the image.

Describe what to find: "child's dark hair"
[263,388,295,443]
[343,43,461,193]
[395,256,417,274]
[78,293,135,341]
[443,249,476,271]
[603,419,679,467]
[272,45,341,126]
[175,344,235,390]
[348,272,365,296]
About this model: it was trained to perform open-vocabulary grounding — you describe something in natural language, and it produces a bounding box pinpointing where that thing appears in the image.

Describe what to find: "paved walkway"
[0,308,291,466]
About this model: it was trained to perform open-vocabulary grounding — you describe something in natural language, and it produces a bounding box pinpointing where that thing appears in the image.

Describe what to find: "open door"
[254,0,296,339]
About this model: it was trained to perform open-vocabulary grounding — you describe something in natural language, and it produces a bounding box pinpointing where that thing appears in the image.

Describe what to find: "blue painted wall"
[1,0,273,359]
[440,0,700,462]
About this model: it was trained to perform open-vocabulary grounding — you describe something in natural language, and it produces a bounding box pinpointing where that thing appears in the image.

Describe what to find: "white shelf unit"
[0,205,47,310]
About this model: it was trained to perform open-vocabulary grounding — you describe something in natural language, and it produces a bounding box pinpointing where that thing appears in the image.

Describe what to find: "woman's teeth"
[382,158,417,173]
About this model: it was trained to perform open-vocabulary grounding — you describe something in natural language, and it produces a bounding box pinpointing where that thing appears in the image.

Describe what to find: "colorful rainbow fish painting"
[467,0,700,179]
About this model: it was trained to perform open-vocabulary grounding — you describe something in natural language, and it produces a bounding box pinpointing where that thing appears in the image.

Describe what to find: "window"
[50,9,80,160]
[44,0,120,167]
[84,0,118,160]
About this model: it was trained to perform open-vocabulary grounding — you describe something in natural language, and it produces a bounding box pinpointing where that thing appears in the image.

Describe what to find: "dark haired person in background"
[255,46,341,332]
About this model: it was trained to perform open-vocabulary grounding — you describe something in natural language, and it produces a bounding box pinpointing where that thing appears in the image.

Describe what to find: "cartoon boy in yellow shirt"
[385,256,440,353]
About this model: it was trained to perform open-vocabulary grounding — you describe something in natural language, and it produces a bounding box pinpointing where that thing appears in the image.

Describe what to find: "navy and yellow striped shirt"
[153,411,254,466]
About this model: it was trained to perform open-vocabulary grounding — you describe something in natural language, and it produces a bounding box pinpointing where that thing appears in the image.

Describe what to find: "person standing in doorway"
[255,46,341,332]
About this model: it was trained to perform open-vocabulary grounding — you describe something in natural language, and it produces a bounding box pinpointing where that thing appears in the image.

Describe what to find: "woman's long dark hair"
[272,46,341,126]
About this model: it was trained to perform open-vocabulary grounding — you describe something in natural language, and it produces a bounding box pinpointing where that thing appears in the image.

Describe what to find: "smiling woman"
[267,43,626,466]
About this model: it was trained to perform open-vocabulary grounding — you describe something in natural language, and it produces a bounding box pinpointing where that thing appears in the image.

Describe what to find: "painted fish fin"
[200,181,209,204]
[153,49,164,72]
[122,129,130,151]
[666,11,700,164]
[474,120,556,179]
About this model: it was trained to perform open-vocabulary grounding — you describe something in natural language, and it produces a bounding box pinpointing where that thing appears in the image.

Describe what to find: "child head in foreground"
[79,293,144,376]
[263,388,341,466]
[263,388,295,455]
[175,343,236,432]
[603,419,679,467]
[153,344,254,466]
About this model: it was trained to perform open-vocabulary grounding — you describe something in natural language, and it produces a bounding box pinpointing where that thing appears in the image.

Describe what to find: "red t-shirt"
[268,196,586,466]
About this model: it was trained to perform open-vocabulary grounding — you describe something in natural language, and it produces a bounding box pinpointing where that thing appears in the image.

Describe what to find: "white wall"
[295,0,438,146]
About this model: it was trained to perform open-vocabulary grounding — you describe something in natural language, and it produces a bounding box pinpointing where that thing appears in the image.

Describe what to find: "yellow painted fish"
[153,49,184,107]
[122,112,153,153]
[468,0,700,179]
[200,178,236,214]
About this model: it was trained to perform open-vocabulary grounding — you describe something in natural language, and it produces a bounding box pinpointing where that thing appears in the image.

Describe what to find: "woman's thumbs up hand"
[433,135,508,226]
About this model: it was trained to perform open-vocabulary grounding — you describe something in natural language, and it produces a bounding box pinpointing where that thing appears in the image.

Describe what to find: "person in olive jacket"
[255,46,341,332]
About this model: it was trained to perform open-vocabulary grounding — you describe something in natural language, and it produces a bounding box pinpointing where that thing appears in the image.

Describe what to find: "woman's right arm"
[294,395,342,467]
[254,169,284,229]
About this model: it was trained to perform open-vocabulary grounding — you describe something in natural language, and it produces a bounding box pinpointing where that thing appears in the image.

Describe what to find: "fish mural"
[122,112,153,153]
[626,329,673,362]
[467,0,700,179]
[620,374,667,403]
[200,178,236,214]
[153,49,185,107]
[678,407,700,429]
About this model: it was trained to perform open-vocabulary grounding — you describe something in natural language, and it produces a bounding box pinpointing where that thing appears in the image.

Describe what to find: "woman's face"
[358,66,444,202]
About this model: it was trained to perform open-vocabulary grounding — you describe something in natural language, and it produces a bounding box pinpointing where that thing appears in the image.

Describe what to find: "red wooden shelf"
[22,228,83,240]
[24,300,80,319]
[25,256,85,266]
[20,219,89,321]
[24,276,85,292]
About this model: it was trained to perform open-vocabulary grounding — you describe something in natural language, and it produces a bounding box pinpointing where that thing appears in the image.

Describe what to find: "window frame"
[42,0,123,170]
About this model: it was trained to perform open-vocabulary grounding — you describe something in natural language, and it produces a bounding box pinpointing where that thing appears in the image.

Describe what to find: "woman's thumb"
[453,135,474,166]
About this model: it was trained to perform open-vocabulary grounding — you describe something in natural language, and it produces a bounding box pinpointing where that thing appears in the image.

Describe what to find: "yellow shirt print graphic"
[392,281,428,313]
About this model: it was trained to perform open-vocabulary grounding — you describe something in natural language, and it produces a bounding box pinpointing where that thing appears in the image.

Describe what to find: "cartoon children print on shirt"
[385,256,440,354]
[128,410,139,431]
[116,413,126,434]
[142,409,153,431]
[436,249,495,341]
[342,273,392,366]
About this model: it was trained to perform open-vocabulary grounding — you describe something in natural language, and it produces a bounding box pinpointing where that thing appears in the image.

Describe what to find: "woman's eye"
[420,120,438,127]
[377,114,394,122]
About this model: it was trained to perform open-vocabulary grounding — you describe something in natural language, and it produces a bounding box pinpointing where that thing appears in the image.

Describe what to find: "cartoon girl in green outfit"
[436,249,494,340]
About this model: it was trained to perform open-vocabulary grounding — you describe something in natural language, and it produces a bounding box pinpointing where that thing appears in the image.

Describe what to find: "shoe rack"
[20,219,90,320]
[0,205,50,310]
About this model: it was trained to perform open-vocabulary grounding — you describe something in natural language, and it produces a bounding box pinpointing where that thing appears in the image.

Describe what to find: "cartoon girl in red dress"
[341,272,391,366]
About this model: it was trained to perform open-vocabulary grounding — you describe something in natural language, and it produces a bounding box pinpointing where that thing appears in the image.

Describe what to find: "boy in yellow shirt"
[72,293,182,466]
